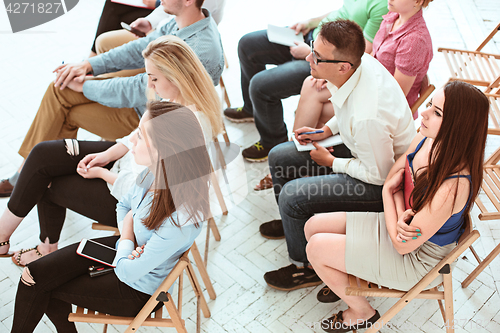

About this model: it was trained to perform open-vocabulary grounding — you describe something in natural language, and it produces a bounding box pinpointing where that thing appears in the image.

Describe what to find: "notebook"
[292,134,343,152]
[267,24,304,47]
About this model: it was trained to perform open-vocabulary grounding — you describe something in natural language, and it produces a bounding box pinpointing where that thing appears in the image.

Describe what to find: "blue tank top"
[406,138,472,246]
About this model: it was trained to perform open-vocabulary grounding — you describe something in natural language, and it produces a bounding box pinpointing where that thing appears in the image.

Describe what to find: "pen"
[299,130,324,135]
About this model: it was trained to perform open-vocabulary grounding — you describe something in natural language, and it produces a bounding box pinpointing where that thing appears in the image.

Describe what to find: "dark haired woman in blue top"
[304,81,489,332]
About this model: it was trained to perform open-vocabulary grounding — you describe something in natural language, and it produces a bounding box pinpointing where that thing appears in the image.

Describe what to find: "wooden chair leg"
[163,293,188,333]
[221,122,230,146]
[364,285,424,332]
[211,172,228,216]
[209,217,221,242]
[434,287,446,322]
[443,273,454,333]
[205,218,211,265]
[186,261,211,318]
[191,242,216,300]
[204,217,220,267]
[219,77,231,108]
[102,324,108,333]
[462,243,500,288]
[468,245,482,264]
[213,137,228,170]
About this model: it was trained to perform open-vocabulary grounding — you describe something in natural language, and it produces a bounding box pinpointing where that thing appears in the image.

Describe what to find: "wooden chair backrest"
[485,93,500,135]
[476,21,500,52]
[410,74,435,115]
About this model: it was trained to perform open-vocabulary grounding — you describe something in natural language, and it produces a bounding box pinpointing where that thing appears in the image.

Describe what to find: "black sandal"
[12,245,43,267]
[0,240,14,257]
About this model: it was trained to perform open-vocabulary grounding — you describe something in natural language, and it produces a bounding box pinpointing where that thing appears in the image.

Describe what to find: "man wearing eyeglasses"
[260,20,416,299]
[223,0,388,162]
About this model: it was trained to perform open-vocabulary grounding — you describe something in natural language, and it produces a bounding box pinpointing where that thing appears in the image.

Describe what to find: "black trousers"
[8,140,118,243]
[91,0,155,53]
[11,236,154,333]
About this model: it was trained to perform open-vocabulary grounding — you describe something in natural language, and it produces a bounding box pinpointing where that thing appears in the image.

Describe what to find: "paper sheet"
[267,24,304,47]
[292,134,343,152]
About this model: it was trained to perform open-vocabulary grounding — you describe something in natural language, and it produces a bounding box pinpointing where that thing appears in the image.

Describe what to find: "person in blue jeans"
[224,0,388,162]
[10,101,211,332]
[259,20,415,298]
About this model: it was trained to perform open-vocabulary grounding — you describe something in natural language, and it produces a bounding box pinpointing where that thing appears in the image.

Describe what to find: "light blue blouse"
[84,9,224,117]
[113,171,201,295]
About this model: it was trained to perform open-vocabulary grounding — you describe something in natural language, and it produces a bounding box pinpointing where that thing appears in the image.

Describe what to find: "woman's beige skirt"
[345,212,456,291]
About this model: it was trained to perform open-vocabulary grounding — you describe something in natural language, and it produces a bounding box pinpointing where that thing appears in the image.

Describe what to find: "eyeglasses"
[310,41,354,66]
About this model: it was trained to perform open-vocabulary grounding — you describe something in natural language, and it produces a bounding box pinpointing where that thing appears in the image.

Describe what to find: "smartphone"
[120,22,146,38]
[77,239,117,267]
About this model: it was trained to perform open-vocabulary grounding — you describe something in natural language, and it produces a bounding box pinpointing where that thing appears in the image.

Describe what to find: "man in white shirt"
[261,20,415,293]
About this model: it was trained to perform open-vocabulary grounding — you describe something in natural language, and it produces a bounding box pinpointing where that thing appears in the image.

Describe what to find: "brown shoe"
[224,107,254,123]
[259,219,285,239]
[0,179,13,197]
[242,141,272,162]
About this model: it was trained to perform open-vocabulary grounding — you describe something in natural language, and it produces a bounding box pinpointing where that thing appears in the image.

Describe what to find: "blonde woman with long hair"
[0,36,223,266]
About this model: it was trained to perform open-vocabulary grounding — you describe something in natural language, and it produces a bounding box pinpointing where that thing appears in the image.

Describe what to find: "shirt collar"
[327,60,362,110]
[383,9,424,39]
[173,8,212,40]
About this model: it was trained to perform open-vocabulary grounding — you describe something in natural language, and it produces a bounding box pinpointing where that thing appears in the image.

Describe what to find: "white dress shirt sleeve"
[325,116,340,136]
[332,119,395,186]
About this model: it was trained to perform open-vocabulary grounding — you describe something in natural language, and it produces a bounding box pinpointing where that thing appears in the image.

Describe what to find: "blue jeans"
[269,142,384,265]
[238,30,312,148]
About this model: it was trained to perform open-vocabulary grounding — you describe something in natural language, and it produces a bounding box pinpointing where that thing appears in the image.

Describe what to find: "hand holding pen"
[294,126,329,145]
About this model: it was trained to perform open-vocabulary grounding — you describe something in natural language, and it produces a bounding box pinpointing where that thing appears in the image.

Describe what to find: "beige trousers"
[18,83,139,158]
[19,29,150,158]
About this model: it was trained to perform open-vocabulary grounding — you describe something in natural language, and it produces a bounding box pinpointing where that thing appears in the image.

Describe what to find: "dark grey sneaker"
[264,264,322,291]
[224,107,254,123]
[242,141,271,162]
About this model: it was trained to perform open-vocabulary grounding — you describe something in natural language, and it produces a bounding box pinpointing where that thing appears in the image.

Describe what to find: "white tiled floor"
[0,0,500,332]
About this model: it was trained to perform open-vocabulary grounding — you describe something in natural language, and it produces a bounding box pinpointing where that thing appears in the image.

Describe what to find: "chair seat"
[346,275,445,300]
[69,303,183,327]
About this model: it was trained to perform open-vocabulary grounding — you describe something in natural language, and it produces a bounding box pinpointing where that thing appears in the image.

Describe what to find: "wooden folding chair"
[89,223,218,301]
[68,248,209,333]
[463,161,500,287]
[410,74,435,117]
[483,93,500,165]
[438,22,500,93]
[345,214,479,333]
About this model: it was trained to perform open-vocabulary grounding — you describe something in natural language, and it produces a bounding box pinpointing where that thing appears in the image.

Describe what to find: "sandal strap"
[14,251,23,265]
[33,246,43,258]
[0,240,9,247]
[16,246,44,265]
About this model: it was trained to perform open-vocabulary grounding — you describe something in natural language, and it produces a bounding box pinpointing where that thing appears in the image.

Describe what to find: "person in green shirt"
[224,0,388,163]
